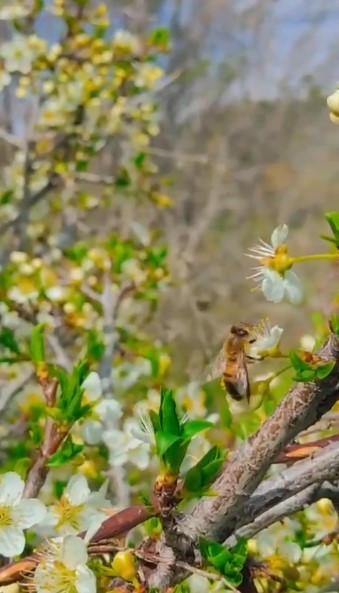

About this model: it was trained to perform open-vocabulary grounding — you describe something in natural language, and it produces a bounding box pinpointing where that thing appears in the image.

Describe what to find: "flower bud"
[111,551,137,582]
[327,89,339,115]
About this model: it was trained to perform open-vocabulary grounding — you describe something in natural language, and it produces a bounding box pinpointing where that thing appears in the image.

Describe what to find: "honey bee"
[206,324,260,402]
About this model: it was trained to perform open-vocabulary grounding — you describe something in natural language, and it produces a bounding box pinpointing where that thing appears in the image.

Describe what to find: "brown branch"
[178,333,339,542]
[147,332,339,591]
[23,376,67,499]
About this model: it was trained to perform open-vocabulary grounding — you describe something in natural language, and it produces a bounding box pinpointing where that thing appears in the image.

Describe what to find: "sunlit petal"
[82,372,102,401]
[0,525,25,557]
[283,270,304,305]
[12,499,46,528]
[62,535,88,568]
[64,475,90,505]
[76,565,97,593]
[0,472,24,506]
[271,224,289,249]
[261,270,285,303]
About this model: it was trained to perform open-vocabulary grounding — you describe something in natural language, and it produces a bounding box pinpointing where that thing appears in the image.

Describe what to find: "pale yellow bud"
[111,551,137,582]
[327,89,339,115]
[329,112,339,125]
[316,498,334,514]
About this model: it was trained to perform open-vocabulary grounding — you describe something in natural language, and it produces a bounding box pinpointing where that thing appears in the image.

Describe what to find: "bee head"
[230,325,249,338]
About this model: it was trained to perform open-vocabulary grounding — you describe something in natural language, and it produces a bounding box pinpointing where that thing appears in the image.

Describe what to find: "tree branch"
[147,332,339,590]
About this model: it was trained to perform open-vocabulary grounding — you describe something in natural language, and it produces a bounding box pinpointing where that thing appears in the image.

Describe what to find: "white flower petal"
[0,472,24,506]
[62,535,88,568]
[87,480,109,507]
[283,270,304,305]
[82,372,102,401]
[12,498,46,528]
[279,541,302,563]
[76,565,97,593]
[97,399,122,423]
[253,325,284,354]
[0,525,25,557]
[79,508,107,533]
[261,270,285,303]
[83,420,103,445]
[129,424,154,444]
[64,475,90,505]
[271,224,289,249]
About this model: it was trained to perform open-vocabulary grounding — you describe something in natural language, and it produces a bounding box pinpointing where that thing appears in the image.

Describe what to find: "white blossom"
[0,472,46,557]
[34,535,96,593]
[40,475,112,538]
[249,321,284,357]
[103,418,151,470]
[81,372,122,445]
[247,224,304,305]
[0,5,30,19]
[0,35,36,74]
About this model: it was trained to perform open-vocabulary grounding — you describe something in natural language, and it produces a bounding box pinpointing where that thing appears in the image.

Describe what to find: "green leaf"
[165,440,190,475]
[183,446,225,495]
[294,369,316,382]
[182,420,213,440]
[159,388,181,436]
[52,361,89,422]
[315,361,336,380]
[155,431,182,458]
[330,313,339,337]
[47,436,83,467]
[289,350,312,372]
[149,409,160,433]
[0,328,21,354]
[87,330,105,362]
[231,538,248,566]
[324,211,339,247]
[134,152,146,169]
[29,324,46,364]
[200,537,247,584]
[149,27,171,49]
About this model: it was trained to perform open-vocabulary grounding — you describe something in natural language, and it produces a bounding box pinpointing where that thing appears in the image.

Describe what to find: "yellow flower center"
[0,506,13,527]
[261,244,293,275]
[40,561,78,593]
[55,499,84,532]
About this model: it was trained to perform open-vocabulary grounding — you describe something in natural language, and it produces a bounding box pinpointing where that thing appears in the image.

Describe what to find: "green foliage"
[289,351,335,382]
[151,388,213,474]
[330,312,339,337]
[183,446,226,496]
[199,537,248,586]
[323,211,339,248]
[29,324,46,364]
[47,436,84,467]
[0,327,22,355]
[51,361,91,423]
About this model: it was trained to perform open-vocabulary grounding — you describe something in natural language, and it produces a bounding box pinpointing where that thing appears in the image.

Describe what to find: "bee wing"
[204,346,226,383]
[230,349,250,399]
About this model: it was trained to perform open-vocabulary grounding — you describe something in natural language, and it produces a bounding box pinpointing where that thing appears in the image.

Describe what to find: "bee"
[206,324,260,402]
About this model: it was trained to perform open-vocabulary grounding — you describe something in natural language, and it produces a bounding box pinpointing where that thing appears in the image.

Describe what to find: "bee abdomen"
[222,373,243,401]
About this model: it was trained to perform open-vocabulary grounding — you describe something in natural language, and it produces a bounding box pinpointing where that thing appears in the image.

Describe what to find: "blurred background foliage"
[0,1,338,590]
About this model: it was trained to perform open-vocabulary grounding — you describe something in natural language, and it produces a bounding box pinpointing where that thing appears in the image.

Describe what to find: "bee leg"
[246,354,264,362]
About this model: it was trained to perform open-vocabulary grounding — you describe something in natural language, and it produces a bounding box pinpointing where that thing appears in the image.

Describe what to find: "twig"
[23,376,67,498]
[0,367,33,411]
[0,127,24,149]
[226,484,320,544]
